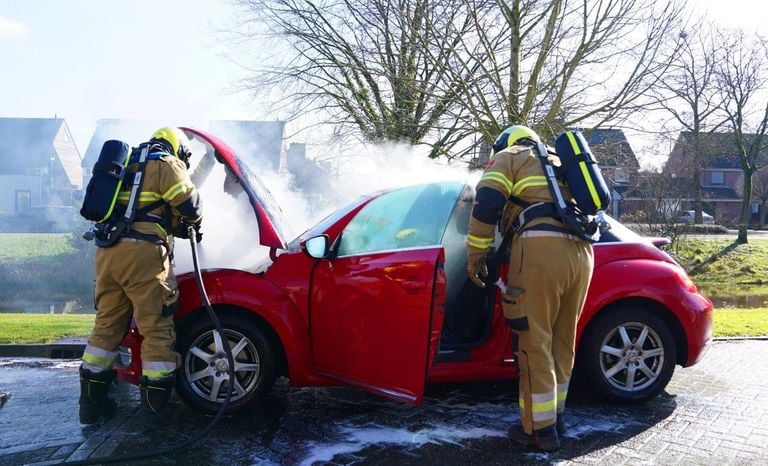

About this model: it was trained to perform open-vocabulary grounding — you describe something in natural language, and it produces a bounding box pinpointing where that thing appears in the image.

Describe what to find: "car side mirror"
[302,235,330,259]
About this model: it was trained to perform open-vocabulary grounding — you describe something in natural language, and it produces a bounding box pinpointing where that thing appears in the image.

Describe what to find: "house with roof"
[0,117,82,218]
[663,131,765,226]
[579,128,641,219]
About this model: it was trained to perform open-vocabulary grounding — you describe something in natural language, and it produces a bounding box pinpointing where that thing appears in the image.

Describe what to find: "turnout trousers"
[81,238,180,380]
[502,233,593,434]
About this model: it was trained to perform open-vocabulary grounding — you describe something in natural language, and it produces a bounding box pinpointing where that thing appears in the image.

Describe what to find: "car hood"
[181,127,292,249]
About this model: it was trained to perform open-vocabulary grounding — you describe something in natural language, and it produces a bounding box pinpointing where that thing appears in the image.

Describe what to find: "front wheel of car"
[176,315,277,413]
[579,306,677,403]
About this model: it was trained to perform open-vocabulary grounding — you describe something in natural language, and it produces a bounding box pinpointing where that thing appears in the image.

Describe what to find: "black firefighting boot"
[507,423,561,452]
[140,374,176,420]
[556,416,566,436]
[79,366,117,425]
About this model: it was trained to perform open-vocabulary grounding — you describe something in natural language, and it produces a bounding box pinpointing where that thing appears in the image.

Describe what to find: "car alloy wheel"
[580,306,677,402]
[176,315,276,413]
[185,327,261,404]
[599,321,665,392]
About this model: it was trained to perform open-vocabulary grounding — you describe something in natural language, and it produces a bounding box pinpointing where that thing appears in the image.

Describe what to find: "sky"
[0,0,766,168]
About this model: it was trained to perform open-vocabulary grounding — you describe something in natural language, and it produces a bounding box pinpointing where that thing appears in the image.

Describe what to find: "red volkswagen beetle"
[114,129,713,413]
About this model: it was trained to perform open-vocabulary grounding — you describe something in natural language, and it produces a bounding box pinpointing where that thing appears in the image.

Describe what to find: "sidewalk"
[1,340,767,465]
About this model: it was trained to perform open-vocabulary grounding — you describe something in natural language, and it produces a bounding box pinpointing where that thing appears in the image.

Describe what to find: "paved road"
[1,340,767,465]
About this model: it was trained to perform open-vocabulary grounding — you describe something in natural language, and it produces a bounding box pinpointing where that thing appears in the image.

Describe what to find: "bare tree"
[232,0,477,158]
[716,31,768,244]
[654,23,725,224]
[431,0,686,144]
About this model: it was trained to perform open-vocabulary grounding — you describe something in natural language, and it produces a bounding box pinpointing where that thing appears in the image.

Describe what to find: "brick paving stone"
[1,340,768,465]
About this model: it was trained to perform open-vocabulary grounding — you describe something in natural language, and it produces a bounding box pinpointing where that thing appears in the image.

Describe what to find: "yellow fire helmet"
[150,127,192,166]
[492,125,541,154]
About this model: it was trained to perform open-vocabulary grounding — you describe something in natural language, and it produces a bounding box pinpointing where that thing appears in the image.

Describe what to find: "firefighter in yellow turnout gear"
[79,127,203,424]
[467,126,594,451]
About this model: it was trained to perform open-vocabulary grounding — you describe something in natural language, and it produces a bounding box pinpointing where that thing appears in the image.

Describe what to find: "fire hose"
[59,224,235,465]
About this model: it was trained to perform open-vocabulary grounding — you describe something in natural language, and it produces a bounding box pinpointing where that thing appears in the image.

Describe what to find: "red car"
[115,128,713,413]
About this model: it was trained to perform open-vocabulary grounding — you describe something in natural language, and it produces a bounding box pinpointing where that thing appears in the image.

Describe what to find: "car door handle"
[401,280,427,291]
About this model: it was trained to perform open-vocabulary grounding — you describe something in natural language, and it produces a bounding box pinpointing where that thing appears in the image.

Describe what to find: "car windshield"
[286,196,372,250]
[336,182,464,256]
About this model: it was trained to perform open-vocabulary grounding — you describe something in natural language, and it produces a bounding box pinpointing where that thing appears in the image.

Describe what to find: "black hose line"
[60,227,236,465]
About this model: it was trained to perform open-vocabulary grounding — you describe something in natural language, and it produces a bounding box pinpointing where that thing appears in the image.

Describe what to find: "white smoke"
[172,138,479,274]
[328,141,476,206]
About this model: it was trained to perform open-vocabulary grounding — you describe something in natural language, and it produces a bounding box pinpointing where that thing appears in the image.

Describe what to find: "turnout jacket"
[467,144,576,266]
[117,152,202,244]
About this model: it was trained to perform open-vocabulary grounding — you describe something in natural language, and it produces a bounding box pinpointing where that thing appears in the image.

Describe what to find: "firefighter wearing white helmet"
[466,125,593,451]
[78,127,203,424]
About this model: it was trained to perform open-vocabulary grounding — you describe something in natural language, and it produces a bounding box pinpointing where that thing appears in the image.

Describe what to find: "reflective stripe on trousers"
[142,361,177,379]
[82,344,116,373]
[519,390,557,423]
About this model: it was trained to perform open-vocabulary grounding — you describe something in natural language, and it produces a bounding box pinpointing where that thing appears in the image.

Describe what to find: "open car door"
[310,247,446,405]
[307,183,464,404]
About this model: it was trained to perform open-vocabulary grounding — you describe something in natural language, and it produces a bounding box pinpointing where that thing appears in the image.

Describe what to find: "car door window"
[337,183,461,256]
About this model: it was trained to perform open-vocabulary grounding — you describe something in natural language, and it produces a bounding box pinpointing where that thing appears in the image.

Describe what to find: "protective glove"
[467,256,488,288]
[174,221,203,243]
[191,223,203,243]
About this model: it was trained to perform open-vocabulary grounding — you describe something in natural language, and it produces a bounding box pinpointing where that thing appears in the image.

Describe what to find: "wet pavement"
[1,340,767,465]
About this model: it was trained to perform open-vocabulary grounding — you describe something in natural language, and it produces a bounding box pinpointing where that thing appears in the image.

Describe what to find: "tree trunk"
[692,133,703,223]
[737,169,754,244]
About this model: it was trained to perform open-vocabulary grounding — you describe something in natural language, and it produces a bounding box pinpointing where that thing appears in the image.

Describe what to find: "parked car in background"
[676,210,715,225]
[114,128,714,413]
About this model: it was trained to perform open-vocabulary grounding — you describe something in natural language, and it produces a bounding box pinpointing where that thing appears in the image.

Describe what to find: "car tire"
[175,315,276,413]
[579,306,677,402]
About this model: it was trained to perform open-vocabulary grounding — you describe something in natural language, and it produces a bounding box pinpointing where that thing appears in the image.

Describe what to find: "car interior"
[436,184,500,353]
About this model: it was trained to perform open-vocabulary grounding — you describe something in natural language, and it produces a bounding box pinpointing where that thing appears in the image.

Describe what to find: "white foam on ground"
[274,396,641,465]
[298,424,501,466]
[50,360,81,369]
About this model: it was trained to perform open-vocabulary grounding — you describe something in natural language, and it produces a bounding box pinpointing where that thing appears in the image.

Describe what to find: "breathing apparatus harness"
[502,140,607,244]
[83,143,171,248]
[60,225,235,465]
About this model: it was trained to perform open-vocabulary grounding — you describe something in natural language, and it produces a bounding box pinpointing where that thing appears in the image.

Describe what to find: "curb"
[0,339,85,359]
[713,335,768,341]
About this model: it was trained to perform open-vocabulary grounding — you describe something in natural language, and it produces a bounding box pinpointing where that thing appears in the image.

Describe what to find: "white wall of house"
[0,175,43,214]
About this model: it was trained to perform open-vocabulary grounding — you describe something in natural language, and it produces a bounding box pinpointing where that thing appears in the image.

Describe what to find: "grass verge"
[0,233,76,261]
[712,307,768,337]
[1,308,766,345]
[0,313,94,344]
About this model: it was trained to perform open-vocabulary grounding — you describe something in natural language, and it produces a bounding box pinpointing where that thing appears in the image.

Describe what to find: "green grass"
[671,238,768,287]
[0,233,76,261]
[0,313,94,344]
[712,308,768,337]
[0,307,765,344]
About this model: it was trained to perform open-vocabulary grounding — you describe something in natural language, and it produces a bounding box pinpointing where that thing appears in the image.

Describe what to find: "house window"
[15,190,31,213]
[614,167,627,183]
[711,171,724,184]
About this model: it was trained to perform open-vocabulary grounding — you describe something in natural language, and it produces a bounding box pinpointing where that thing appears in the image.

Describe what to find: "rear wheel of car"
[176,315,276,413]
[579,306,677,402]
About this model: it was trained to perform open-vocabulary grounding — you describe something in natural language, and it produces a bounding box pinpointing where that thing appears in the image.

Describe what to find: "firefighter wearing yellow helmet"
[79,127,203,424]
[466,125,594,451]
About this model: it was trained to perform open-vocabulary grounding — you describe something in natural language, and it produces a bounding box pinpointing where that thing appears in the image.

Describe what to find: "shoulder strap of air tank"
[122,145,150,223]
[532,142,598,242]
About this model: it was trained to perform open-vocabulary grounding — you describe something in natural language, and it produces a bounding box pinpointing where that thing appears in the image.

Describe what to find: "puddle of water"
[706,294,768,308]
